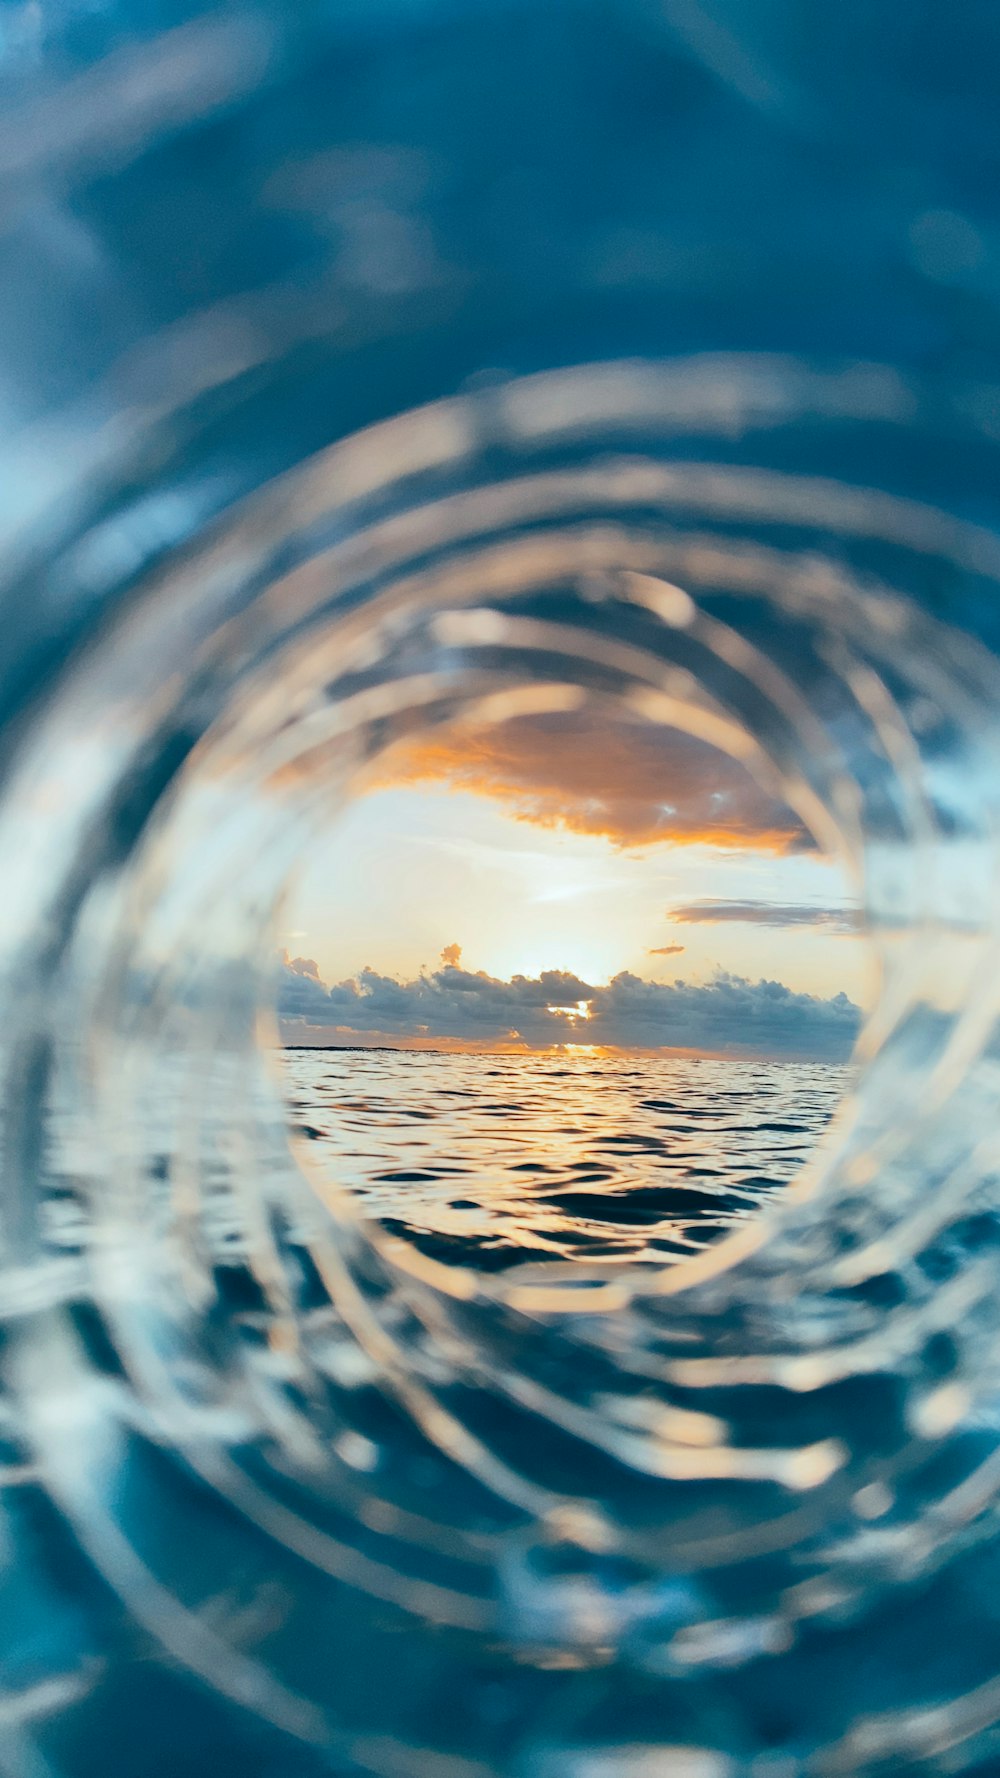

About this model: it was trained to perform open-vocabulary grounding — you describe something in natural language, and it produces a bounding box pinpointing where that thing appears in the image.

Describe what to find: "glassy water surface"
[284,1048,844,1272]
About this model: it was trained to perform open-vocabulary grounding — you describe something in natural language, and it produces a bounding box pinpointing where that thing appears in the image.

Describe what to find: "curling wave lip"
[3,2,1000,1772]
[2,349,1000,1777]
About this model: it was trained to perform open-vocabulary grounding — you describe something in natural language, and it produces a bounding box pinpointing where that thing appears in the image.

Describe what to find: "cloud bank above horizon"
[279,951,860,1062]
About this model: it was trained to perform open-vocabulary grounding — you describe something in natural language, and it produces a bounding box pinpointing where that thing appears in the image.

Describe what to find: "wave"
[3,7,1000,1775]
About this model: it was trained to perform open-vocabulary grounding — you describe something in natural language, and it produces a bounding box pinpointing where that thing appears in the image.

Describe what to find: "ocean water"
[283,1048,844,1273]
[7,6,1000,1769]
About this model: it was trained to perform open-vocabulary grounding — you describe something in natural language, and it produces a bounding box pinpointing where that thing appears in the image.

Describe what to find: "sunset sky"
[278,712,870,1060]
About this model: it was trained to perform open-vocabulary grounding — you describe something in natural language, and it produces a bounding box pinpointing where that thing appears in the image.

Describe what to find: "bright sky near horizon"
[277,712,874,1059]
[285,781,868,1002]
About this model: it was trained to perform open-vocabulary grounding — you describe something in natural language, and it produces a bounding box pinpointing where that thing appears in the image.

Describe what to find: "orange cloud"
[648,943,686,956]
[440,942,463,967]
[379,712,807,853]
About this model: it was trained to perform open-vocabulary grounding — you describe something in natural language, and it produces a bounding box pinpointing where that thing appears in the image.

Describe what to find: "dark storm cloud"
[279,956,859,1062]
[668,899,859,931]
[383,710,809,852]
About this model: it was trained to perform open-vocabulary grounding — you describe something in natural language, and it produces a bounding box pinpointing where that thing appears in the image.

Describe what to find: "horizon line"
[278,1040,850,1066]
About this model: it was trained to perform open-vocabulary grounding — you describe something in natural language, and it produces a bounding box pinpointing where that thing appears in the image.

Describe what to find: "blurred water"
[3,4,1000,1777]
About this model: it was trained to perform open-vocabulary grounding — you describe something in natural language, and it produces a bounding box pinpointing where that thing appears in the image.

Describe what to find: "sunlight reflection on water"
[285,1049,844,1271]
